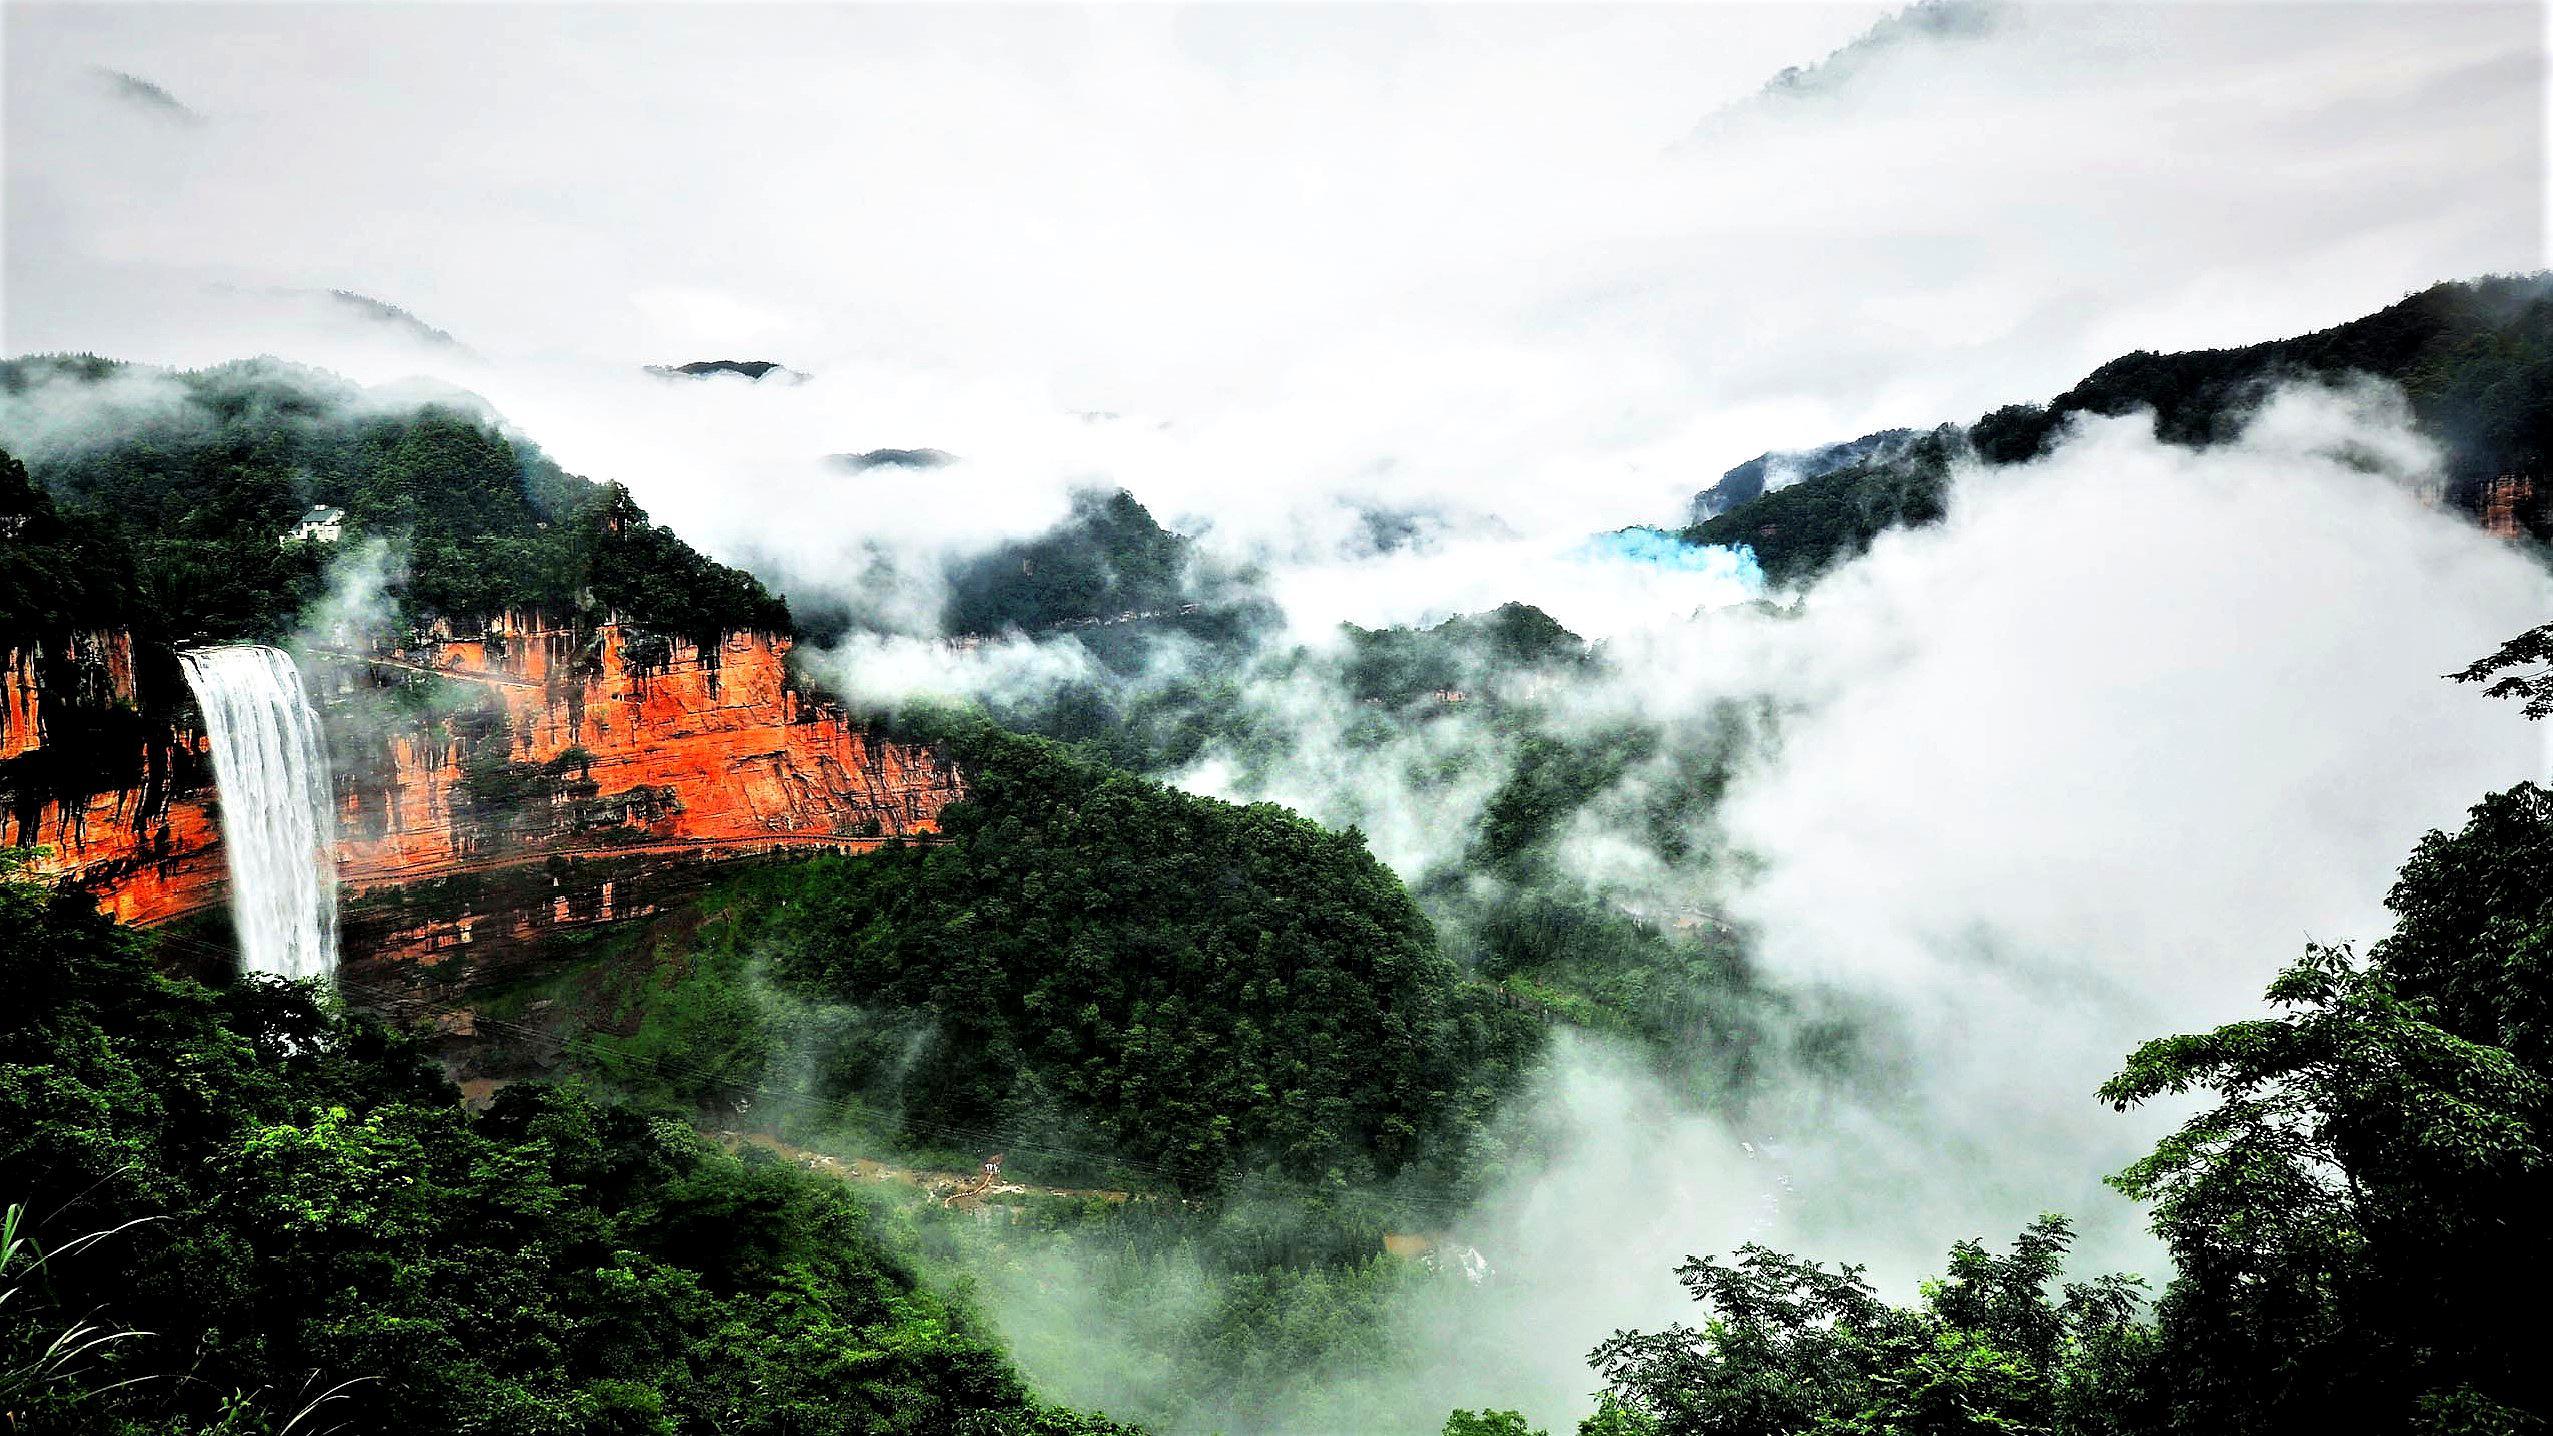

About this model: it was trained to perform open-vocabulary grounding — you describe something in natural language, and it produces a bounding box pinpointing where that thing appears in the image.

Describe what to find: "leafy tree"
[1576,775,2553,1436]
[0,861,1127,1435]
[698,721,1542,1195]
[1588,1218,2146,1436]
[2101,786,2553,1436]
[2453,623,2553,720]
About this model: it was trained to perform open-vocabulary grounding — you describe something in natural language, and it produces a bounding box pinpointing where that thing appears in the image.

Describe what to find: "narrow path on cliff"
[310,647,544,689]
[707,1129,1136,1207]
[342,970,1496,1218]
[134,833,946,926]
[145,926,1499,1222]
[338,833,924,886]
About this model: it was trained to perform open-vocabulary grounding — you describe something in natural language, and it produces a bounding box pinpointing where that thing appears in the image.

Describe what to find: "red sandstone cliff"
[2483,473,2541,539]
[3,630,138,762]
[12,619,961,930]
[2,629,211,925]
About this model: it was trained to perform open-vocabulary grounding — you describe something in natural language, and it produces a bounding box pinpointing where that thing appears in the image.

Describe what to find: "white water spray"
[178,645,339,982]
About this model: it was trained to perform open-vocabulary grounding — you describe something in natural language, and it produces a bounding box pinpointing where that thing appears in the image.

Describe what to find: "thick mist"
[6,3,2541,579]
[914,386,2551,1433]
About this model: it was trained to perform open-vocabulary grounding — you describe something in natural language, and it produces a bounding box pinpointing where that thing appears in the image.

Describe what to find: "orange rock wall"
[3,650,39,765]
[2483,473,2539,539]
[332,619,960,886]
[2,629,208,926]
[2,630,137,762]
[30,783,227,927]
[16,620,962,931]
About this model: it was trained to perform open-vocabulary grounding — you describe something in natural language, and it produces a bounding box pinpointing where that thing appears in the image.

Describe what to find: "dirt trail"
[709,1129,1135,1206]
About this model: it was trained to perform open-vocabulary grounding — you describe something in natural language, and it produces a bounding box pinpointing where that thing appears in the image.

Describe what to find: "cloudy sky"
[5,2,2544,568]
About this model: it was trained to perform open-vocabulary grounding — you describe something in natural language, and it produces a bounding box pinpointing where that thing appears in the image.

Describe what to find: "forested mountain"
[0,360,794,885]
[12,0,2550,1423]
[0,356,787,649]
[769,722,1537,1193]
[528,720,1545,1197]
[2,352,1583,1432]
[1690,274,2553,583]
[939,486,1275,649]
[0,862,1126,1435]
[1685,427,1924,523]
[646,359,808,382]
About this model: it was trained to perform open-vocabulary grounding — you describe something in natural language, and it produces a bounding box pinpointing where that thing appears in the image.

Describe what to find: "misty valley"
[6,5,2553,1435]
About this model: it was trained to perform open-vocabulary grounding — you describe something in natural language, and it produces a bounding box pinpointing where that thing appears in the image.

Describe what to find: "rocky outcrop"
[3,630,139,763]
[2483,473,2541,539]
[13,619,963,934]
[1,630,208,926]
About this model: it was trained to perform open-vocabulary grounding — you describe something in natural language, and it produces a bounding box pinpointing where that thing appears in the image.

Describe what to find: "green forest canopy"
[0,858,1125,1435]
[649,721,1545,1198]
[0,356,788,650]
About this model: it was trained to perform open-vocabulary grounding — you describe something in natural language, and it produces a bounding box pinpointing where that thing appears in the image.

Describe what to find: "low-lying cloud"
[959,384,2551,1432]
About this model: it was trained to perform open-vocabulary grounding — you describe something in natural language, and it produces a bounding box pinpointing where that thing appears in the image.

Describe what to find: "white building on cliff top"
[280,505,346,545]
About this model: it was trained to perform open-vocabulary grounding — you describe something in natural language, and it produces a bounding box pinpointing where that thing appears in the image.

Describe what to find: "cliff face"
[3,629,139,762]
[13,619,962,934]
[2483,473,2541,539]
[2,629,211,925]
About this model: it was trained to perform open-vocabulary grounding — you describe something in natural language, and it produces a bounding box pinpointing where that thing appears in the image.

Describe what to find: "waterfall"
[178,645,339,982]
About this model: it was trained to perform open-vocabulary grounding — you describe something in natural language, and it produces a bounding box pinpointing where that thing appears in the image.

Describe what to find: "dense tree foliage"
[982,599,1593,778]
[943,594,1799,1099]
[2095,784,2553,1435]
[0,447,188,846]
[2034,273,2553,485]
[938,1195,1444,1433]
[942,489,1199,637]
[1691,274,2553,582]
[680,723,1543,1195]
[0,357,786,647]
[1591,1219,2145,1436]
[1682,428,1927,524]
[1685,428,1961,588]
[0,862,1123,1435]
[0,448,141,643]
[1440,1399,1657,1436]
[1338,602,1591,708]
[1581,775,2553,1435]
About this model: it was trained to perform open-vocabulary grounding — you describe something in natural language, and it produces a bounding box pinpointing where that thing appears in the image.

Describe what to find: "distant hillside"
[938,487,1277,663]
[646,358,808,383]
[574,719,1545,1195]
[832,447,957,473]
[1687,427,1924,523]
[944,488,1195,636]
[0,355,788,651]
[1689,274,2553,584]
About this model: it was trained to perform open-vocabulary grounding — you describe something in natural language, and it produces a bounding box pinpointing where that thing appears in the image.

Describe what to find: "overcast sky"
[5,2,2544,557]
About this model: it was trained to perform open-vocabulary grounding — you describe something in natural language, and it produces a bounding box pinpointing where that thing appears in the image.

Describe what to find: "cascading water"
[178,645,339,982]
